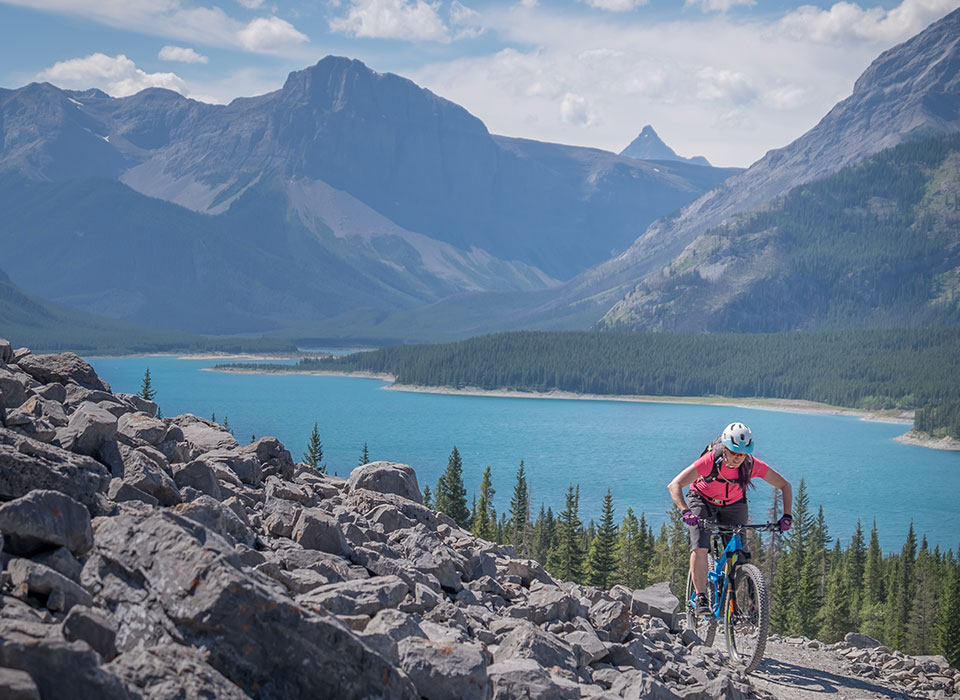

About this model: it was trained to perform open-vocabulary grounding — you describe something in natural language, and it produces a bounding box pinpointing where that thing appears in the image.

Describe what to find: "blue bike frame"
[700,520,777,621]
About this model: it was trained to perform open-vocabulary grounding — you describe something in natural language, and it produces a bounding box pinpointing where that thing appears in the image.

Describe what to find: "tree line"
[222,327,960,436]
[421,446,960,666]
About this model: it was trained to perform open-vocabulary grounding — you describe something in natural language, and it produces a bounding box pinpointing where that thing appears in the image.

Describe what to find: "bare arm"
[667,463,701,512]
[761,467,793,515]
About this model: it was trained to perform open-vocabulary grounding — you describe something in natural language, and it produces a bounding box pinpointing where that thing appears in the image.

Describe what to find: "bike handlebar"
[698,519,780,533]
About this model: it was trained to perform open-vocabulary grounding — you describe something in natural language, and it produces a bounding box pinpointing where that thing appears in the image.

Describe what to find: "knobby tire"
[685,554,717,646]
[723,563,769,674]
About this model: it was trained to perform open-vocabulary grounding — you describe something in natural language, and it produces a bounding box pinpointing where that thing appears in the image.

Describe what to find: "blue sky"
[1,0,957,166]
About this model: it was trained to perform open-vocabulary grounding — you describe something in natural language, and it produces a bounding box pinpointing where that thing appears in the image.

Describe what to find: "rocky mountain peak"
[620,125,710,166]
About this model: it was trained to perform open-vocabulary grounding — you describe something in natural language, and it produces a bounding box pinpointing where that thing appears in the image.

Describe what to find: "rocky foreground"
[0,340,956,699]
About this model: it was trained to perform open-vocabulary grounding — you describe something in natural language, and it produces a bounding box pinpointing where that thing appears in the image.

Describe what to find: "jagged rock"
[265,474,311,504]
[115,393,157,417]
[117,412,166,445]
[0,489,93,556]
[0,366,31,409]
[108,478,159,506]
[397,527,467,591]
[16,353,110,392]
[297,575,409,616]
[8,558,95,612]
[119,445,181,506]
[241,437,295,480]
[32,545,84,582]
[609,669,678,700]
[107,644,247,699]
[369,503,417,533]
[171,414,238,458]
[487,658,580,700]
[0,667,40,700]
[504,558,554,587]
[590,599,631,644]
[173,495,253,546]
[84,510,417,698]
[292,508,353,558]
[515,583,588,624]
[58,402,118,457]
[565,628,609,667]
[171,459,221,501]
[62,605,118,660]
[397,637,488,700]
[493,621,578,672]
[632,581,679,630]
[202,448,262,485]
[0,338,12,364]
[35,382,67,403]
[348,461,422,504]
[844,631,882,649]
[261,497,300,538]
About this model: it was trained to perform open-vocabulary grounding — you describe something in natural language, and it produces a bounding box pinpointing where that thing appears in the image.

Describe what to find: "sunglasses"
[723,447,749,459]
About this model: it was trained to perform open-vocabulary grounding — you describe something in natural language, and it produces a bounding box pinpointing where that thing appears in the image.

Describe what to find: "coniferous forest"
[424,448,960,667]
[223,327,960,437]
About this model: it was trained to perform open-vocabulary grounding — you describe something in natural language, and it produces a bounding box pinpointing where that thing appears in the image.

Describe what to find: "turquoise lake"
[88,355,960,554]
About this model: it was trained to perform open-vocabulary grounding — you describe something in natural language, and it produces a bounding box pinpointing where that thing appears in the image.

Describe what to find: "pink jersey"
[691,451,769,505]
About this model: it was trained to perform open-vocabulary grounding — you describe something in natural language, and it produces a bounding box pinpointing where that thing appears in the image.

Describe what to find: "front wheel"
[722,563,769,674]
[685,555,717,646]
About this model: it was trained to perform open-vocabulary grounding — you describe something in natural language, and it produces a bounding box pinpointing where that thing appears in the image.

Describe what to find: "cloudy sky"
[1,0,958,166]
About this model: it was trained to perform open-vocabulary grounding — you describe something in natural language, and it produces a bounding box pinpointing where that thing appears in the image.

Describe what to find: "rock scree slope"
[0,337,956,699]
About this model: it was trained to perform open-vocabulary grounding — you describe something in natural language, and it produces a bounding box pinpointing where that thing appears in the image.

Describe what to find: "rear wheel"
[722,563,769,673]
[684,555,717,646]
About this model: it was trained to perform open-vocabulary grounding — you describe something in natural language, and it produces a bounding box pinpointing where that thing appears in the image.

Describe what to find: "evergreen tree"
[422,485,433,510]
[935,565,960,667]
[885,523,918,650]
[509,460,532,556]
[303,422,326,473]
[846,519,867,624]
[818,554,854,643]
[250,433,256,443]
[548,485,585,583]
[138,368,157,401]
[771,550,796,635]
[587,490,618,589]
[156,405,163,419]
[472,466,497,542]
[211,411,216,423]
[533,505,556,563]
[223,415,233,436]
[614,508,643,589]
[358,442,370,466]
[435,446,470,528]
[792,541,823,638]
[907,537,938,655]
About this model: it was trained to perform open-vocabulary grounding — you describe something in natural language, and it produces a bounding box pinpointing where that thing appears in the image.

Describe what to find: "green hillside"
[602,132,960,332]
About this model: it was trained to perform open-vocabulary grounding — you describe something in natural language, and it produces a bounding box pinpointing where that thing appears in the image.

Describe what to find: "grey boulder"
[16,353,110,392]
[348,462,422,504]
[397,637,488,700]
[9,558,95,612]
[0,489,94,556]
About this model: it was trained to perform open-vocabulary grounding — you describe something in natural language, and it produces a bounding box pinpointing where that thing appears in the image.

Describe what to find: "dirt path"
[748,638,916,700]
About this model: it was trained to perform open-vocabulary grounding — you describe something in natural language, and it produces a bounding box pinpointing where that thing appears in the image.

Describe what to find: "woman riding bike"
[667,422,793,614]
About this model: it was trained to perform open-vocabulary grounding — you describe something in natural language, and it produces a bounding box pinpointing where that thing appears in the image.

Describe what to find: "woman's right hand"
[682,509,700,527]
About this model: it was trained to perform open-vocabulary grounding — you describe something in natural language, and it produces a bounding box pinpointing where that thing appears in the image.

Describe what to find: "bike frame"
[701,521,777,621]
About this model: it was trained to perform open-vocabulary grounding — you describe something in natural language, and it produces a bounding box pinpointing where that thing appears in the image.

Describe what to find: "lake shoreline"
[213,365,924,430]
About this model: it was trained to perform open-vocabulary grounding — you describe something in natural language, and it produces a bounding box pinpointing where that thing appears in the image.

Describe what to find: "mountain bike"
[684,519,779,674]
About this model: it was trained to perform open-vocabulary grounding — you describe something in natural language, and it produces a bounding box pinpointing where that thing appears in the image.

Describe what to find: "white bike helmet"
[721,422,754,454]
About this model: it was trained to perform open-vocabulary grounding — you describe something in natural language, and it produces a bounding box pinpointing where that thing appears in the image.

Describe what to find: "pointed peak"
[620,125,710,166]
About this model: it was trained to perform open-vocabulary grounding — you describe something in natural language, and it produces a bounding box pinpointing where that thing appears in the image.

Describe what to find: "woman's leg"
[687,492,713,593]
[691,548,708,593]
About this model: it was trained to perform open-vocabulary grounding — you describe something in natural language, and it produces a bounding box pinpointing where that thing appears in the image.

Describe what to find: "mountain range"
[2,7,959,344]
[0,59,735,335]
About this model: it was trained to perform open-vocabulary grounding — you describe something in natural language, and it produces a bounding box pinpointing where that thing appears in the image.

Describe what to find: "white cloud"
[578,0,648,12]
[684,0,755,12]
[158,45,209,63]
[329,0,450,41]
[0,0,311,56]
[560,92,597,125]
[696,66,757,104]
[238,16,309,51]
[449,1,484,38]
[777,0,960,44]
[236,0,264,7]
[37,53,188,97]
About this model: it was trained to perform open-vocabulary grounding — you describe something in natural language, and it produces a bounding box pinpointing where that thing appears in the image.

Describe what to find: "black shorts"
[687,489,749,551]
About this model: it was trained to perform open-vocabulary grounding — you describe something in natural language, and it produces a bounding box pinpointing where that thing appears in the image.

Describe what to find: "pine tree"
[138,368,157,401]
[211,411,216,423]
[222,415,233,436]
[935,565,960,667]
[614,508,642,588]
[250,433,256,443]
[472,466,497,542]
[846,519,866,625]
[587,490,618,589]
[358,442,370,466]
[907,537,938,655]
[792,542,823,638]
[422,485,433,510]
[509,460,532,556]
[548,485,585,583]
[435,446,470,528]
[885,523,918,650]
[818,553,854,643]
[771,550,796,634]
[533,504,556,563]
[303,422,326,473]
